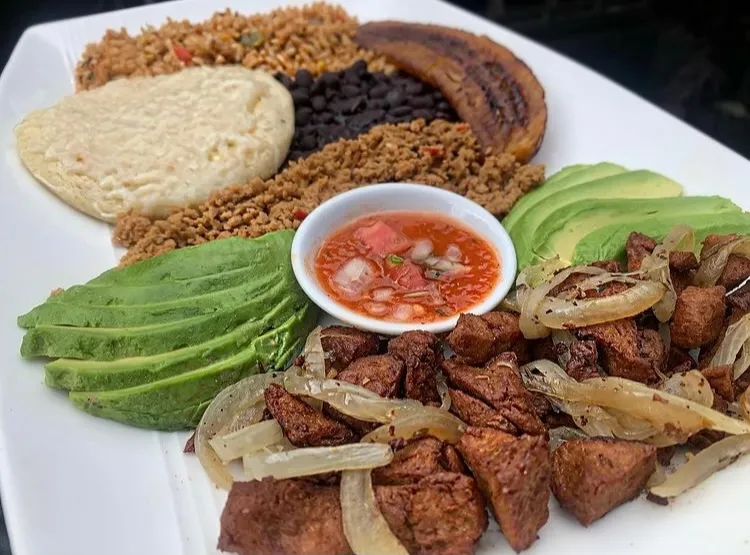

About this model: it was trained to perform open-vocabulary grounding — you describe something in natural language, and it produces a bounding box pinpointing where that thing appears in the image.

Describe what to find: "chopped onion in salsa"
[315,211,500,323]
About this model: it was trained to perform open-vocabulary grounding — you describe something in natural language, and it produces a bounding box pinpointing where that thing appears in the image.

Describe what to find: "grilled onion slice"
[195,372,285,490]
[649,434,750,501]
[638,225,694,322]
[361,408,467,445]
[283,371,423,423]
[537,280,666,329]
[661,370,715,408]
[243,443,393,481]
[340,469,409,555]
[521,360,750,443]
[519,266,604,339]
[695,236,750,287]
[710,313,750,379]
[210,419,284,464]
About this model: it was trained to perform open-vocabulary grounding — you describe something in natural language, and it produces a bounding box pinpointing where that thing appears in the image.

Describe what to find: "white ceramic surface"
[291,183,516,335]
[1,1,749,555]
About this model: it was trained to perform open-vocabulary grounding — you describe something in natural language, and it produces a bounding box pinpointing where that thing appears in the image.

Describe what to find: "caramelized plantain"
[356,22,547,162]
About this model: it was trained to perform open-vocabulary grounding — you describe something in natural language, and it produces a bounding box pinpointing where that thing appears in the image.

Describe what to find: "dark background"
[0,0,747,551]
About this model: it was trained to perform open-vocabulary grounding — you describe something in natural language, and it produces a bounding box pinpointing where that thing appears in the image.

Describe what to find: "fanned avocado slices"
[533,195,742,265]
[573,212,750,264]
[69,305,316,430]
[20,278,292,360]
[45,295,299,392]
[35,263,264,308]
[502,162,627,232]
[17,267,279,328]
[509,169,683,269]
[505,162,750,272]
[18,230,318,430]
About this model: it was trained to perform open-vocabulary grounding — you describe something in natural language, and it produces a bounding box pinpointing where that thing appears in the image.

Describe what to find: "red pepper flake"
[421,145,444,156]
[293,209,308,220]
[456,123,471,133]
[174,45,192,63]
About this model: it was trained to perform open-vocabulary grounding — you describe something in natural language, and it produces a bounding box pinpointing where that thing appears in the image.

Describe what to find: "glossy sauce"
[315,211,500,323]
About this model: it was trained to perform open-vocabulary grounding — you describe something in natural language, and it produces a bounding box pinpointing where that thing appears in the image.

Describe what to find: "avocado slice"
[69,305,315,430]
[531,196,742,265]
[537,164,589,187]
[88,234,288,287]
[572,211,750,264]
[511,170,683,269]
[20,276,292,360]
[502,162,627,232]
[44,294,299,391]
[18,269,279,328]
[32,262,266,309]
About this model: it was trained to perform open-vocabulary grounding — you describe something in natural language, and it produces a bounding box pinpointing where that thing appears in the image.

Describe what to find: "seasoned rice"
[76,3,392,90]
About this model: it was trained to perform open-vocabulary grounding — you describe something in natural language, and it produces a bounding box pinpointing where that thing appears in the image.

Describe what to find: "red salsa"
[315,211,500,323]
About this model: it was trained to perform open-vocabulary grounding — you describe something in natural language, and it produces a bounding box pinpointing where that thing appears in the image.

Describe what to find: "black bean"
[386,89,406,107]
[390,115,413,124]
[295,69,314,88]
[436,101,451,111]
[412,109,433,119]
[326,98,345,113]
[390,105,413,117]
[300,134,317,150]
[410,96,434,109]
[404,81,424,95]
[319,72,339,88]
[324,87,339,100]
[276,73,294,88]
[311,96,327,112]
[349,109,386,130]
[318,112,334,124]
[367,98,387,110]
[369,83,390,98]
[347,96,367,113]
[343,69,361,85]
[341,84,360,97]
[291,89,310,106]
[435,112,450,120]
[310,79,326,95]
[325,124,348,138]
[351,59,368,74]
[295,107,313,126]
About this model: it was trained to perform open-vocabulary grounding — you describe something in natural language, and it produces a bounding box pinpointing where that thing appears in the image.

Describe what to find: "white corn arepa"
[15,66,294,222]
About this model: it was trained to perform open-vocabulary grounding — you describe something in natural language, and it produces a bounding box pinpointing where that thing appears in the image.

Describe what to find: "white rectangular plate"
[0,1,749,554]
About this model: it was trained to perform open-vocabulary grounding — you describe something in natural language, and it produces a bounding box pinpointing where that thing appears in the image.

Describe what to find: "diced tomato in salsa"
[354,221,411,257]
[392,261,429,290]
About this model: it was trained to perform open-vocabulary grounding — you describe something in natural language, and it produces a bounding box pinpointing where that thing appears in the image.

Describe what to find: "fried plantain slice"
[356,21,547,162]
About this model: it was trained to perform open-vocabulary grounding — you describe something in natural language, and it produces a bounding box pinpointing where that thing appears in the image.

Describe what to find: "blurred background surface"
[0,0,747,552]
